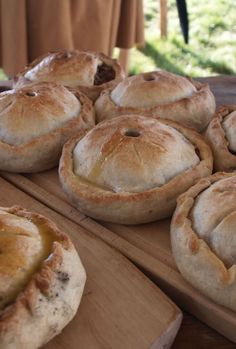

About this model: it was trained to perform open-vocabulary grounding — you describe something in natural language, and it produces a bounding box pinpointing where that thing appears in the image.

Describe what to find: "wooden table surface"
[0,76,236,348]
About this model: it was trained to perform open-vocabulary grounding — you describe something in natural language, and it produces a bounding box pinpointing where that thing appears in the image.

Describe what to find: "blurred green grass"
[129,0,236,76]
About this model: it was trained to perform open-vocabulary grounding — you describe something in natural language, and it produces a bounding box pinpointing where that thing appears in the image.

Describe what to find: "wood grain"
[0,176,182,349]
[3,170,236,345]
[196,76,236,107]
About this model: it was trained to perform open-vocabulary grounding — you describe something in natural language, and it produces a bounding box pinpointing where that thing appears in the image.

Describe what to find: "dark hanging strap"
[176,0,189,43]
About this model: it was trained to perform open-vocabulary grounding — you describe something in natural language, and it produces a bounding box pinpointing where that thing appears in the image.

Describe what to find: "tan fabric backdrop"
[0,0,144,77]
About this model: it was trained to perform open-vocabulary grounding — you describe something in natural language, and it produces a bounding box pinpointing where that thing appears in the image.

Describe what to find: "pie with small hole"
[0,81,94,173]
[0,206,86,349]
[171,172,236,311]
[205,105,236,171]
[95,70,216,132]
[14,50,125,102]
[59,114,213,224]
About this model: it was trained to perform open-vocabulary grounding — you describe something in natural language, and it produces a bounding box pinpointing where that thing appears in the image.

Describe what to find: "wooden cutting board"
[1,76,236,346]
[0,176,182,349]
[3,169,236,344]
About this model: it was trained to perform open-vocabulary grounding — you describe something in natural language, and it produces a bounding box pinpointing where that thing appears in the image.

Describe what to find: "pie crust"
[95,71,216,132]
[205,105,236,171]
[0,206,86,349]
[14,50,125,102]
[59,115,213,224]
[171,172,236,311]
[0,82,95,173]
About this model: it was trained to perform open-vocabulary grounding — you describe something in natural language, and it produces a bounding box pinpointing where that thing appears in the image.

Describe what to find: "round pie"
[0,206,86,349]
[59,115,213,224]
[95,70,216,131]
[205,105,236,171]
[0,81,95,173]
[171,172,236,311]
[14,50,125,101]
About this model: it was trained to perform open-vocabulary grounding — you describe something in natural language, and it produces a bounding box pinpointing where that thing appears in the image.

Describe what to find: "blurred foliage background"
[1,0,235,79]
[128,0,236,76]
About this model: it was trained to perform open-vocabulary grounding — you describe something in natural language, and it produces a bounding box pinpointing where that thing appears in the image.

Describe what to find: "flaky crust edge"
[0,206,86,349]
[13,51,125,102]
[170,172,236,311]
[205,105,236,171]
[59,118,213,224]
[0,90,95,173]
[95,79,216,131]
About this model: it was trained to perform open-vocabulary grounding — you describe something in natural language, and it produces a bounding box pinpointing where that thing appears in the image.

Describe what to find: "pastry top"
[205,105,236,171]
[0,207,58,309]
[191,175,236,267]
[222,110,236,152]
[0,206,86,349]
[60,114,212,224]
[171,172,236,311]
[73,115,200,193]
[0,82,81,145]
[0,206,73,311]
[95,70,216,132]
[14,50,123,89]
[111,71,197,108]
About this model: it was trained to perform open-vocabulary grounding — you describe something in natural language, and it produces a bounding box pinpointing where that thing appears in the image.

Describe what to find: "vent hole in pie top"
[143,74,155,82]
[124,129,141,137]
[26,91,37,97]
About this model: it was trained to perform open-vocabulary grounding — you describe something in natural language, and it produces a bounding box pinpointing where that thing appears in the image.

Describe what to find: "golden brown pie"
[14,50,125,101]
[0,206,86,349]
[171,172,236,311]
[59,115,213,224]
[0,81,94,173]
[95,71,216,131]
[205,105,236,171]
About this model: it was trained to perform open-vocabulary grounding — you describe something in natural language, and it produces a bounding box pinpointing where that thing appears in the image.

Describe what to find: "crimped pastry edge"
[205,105,236,171]
[0,206,86,349]
[95,77,216,132]
[59,116,213,224]
[170,172,236,311]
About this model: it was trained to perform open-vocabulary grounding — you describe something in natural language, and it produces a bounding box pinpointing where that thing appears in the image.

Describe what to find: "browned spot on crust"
[188,236,199,254]
[174,213,184,225]
[35,268,51,293]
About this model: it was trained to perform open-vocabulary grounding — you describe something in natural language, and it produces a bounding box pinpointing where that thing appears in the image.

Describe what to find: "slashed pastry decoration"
[205,105,236,171]
[95,70,216,131]
[0,81,94,173]
[171,173,236,311]
[59,115,213,224]
[14,50,125,101]
[0,206,86,349]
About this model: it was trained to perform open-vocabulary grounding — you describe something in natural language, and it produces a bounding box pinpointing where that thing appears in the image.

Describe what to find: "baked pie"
[0,206,86,349]
[0,82,94,173]
[205,105,236,171]
[95,70,216,132]
[14,50,125,101]
[171,172,236,311]
[59,115,213,224]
